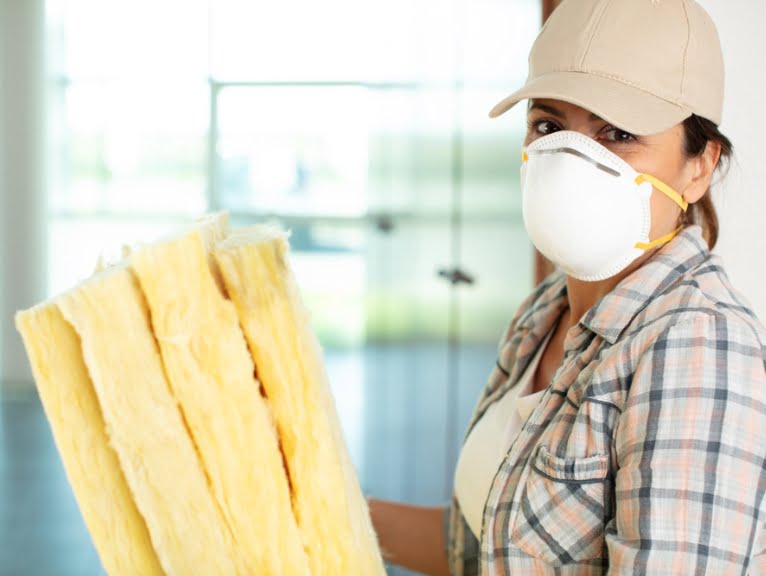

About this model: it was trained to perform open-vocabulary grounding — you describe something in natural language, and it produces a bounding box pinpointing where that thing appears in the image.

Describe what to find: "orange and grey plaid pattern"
[446,225,766,575]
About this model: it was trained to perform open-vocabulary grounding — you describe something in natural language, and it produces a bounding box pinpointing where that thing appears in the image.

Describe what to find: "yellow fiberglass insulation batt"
[15,213,386,576]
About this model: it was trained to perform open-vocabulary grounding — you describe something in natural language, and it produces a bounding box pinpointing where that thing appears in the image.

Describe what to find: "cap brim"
[489,71,691,136]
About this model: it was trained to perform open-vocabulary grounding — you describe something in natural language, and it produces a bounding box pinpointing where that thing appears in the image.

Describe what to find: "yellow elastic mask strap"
[635,225,684,251]
[635,174,689,212]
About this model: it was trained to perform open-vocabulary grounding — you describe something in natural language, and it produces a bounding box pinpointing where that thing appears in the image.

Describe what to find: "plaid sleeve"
[606,312,766,574]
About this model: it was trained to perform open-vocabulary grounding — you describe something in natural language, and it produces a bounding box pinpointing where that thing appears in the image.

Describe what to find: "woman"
[369,0,766,574]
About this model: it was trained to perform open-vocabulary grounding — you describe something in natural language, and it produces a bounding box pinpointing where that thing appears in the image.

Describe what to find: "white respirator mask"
[520,130,689,282]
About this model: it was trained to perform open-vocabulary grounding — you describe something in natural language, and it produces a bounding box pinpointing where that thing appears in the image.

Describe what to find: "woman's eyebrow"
[528,102,565,119]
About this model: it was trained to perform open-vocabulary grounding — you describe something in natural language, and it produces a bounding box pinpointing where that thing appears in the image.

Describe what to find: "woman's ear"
[683,140,722,204]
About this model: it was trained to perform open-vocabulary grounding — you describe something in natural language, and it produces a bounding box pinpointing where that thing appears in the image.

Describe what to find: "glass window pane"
[362,220,452,342]
[217,86,369,216]
[56,0,209,81]
[458,220,533,343]
[211,0,368,81]
[359,0,459,84]
[367,89,456,216]
[51,82,209,216]
[461,0,540,85]
[211,0,462,83]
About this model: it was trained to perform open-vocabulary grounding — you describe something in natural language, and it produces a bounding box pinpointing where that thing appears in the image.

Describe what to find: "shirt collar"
[516,225,710,347]
[580,225,710,344]
[516,272,568,334]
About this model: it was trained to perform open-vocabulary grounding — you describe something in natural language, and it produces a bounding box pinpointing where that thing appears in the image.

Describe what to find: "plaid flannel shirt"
[445,225,766,575]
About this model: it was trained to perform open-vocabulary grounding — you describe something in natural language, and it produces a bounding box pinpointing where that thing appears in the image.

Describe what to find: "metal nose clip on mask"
[520,130,689,283]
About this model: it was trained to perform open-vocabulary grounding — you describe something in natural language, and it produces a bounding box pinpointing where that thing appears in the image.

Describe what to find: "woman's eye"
[602,127,636,143]
[528,119,561,136]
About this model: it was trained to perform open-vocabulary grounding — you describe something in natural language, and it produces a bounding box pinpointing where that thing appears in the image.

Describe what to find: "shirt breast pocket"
[510,443,610,566]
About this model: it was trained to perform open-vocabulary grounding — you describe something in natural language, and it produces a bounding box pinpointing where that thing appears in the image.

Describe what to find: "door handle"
[437,267,475,286]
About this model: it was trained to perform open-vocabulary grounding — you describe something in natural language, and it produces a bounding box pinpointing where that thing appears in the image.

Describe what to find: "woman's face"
[524,98,719,245]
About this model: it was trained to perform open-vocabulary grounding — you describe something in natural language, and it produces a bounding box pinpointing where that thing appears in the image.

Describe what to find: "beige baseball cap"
[489,0,724,135]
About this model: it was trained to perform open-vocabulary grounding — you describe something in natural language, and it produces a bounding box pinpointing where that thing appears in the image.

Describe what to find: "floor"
[0,342,496,576]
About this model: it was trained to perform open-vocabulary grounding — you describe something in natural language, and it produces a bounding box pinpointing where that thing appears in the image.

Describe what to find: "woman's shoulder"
[636,252,766,351]
[602,253,766,407]
[589,252,766,408]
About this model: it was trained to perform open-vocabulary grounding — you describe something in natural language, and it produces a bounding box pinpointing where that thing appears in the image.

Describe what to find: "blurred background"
[0,0,764,574]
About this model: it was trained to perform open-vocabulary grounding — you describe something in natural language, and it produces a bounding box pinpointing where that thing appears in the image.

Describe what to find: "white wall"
[699,0,766,321]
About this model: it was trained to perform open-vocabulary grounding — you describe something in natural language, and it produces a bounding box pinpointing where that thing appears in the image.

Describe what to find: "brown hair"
[681,115,733,250]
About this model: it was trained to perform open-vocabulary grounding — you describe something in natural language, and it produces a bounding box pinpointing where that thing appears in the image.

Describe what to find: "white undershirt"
[453,331,553,540]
